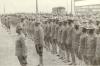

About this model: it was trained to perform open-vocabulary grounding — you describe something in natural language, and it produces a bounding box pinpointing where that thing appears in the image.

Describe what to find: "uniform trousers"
[17,56,27,65]
[65,44,75,63]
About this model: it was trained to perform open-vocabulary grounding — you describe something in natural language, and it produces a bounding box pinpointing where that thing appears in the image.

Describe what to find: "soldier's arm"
[39,28,45,45]
[94,37,97,55]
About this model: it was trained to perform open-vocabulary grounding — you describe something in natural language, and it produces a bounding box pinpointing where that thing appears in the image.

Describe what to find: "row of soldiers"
[12,15,100,66]
[1,15,100,65]
[42,18,100,65]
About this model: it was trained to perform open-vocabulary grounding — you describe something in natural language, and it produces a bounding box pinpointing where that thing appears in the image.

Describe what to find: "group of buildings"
[52,4,100,16]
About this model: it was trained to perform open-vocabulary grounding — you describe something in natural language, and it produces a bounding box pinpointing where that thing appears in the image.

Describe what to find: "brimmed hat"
[87,24,96,30]
[82,20,88,23]
[63,20,68,24]
[34,21,41,25]
[17,27,22,30]
[58,20,63,25]
[67,19,74,23]
[80,23,89,29]
[74,21,81,25]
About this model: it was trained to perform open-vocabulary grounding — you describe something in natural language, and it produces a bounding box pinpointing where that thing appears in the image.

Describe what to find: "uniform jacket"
[46,24,51,38]
[66,26,75,46]
[52,24,58,39]
[58,25,64,43]
[96,34,100,57]
[62,26,68,43]
[15,34,27,56]
[86,34,97,57]
[73,29,81,49]
[79,33,88,55]
[34,26,44,45]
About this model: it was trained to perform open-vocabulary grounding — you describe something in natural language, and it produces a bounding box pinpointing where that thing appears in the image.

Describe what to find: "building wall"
[75,4,100,15]
[52,7,66,16]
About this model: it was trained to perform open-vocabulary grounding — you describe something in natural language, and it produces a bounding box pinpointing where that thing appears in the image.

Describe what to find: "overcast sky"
[0,0,100,14]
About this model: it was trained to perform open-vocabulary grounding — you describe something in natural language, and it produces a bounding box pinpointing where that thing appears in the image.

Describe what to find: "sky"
[0,0,100,14]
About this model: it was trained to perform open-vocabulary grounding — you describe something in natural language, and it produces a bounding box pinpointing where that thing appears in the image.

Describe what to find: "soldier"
[43,21,49,50]
[46,20,51,51]
[7,18,11,32]
[57,21,63,59]
[55,20,61,56]
[22,18,29,37]
[62,20,68,62]
[51,19,58,54]
[86,24,97,65]
[4,17,11,32]
[34,22,44,66]
[45,19,52,52]
[66,19,75,65]
[15,27,27,66]
[73,21,81,60]
[79,24,88,64]
[59,20,66,60]
[94,24,100,65]
[29,21,35,40]
[49,20,54,53]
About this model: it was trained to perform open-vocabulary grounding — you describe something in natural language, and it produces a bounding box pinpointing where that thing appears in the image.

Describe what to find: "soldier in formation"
[43,18,100,65]
[34,21,44,66]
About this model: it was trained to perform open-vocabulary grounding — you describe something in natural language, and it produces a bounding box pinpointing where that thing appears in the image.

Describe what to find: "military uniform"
[95,34,100,65]
[73,28,81,59]
[73,21,81,59]
[15,34,27,56]
[86,25,97,65]
[44,22,50,50]
[79,31,88,60]
[66,20,75,64]
[51,22,58,54]
[57,22,64,58]
[34,25,44,56]
[15,29,27,65]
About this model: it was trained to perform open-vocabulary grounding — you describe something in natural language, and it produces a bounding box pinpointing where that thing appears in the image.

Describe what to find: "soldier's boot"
[19,62,26,66]
[39,55,43,66]
[71,53,76,65]
[58,42,61,57]
[56,45,60,56]
[65,49,70,63]
[59,49,65,60]
[47,42,50,51]
[62,50,67,62]
[53,43,57,54]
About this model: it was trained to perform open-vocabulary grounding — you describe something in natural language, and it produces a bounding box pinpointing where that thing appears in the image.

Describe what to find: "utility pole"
[74,0,75,15]
[36,0,39,22]
[71,0,75,15]
[71,0,72,15]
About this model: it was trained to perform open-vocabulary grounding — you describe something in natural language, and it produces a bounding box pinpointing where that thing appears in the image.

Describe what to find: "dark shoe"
[59,57,63,59]
[57,54,60,56]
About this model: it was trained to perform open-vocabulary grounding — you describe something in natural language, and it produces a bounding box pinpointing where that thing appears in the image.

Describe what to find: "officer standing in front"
[15,26,27,66]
